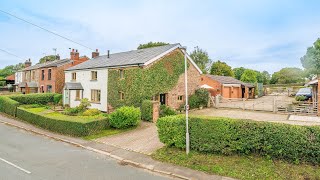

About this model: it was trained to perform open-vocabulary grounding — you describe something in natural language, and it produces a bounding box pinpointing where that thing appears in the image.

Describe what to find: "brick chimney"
[56,54,60,60]
[70,49,79,60]
[25,58,32,68]
[92,49,99,58]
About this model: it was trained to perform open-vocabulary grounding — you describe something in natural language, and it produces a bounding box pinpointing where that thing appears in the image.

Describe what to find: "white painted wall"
[64,69,108,112]
[15,71,23,84]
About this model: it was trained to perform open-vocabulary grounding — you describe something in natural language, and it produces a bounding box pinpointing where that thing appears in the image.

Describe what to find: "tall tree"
[233,67,246,80]
[300,38,320,76]
[270,67,304,84]
[261,71,271,84]
[137,42,169,50]
[240,69,257,83]
[0,63,25,77]
[189,47,211,73]
[210,60,234,76]
[39,55,57,63]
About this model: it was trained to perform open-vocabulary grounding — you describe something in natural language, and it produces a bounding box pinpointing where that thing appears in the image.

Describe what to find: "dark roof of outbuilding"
[206,75,255,87]
[66,44,181,71]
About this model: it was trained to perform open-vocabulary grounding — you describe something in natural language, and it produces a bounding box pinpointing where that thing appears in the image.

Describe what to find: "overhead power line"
[0,48,24,60]
[0,9,94,51]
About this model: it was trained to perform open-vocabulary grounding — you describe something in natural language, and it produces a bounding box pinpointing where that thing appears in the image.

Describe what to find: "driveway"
[96,122,164,155]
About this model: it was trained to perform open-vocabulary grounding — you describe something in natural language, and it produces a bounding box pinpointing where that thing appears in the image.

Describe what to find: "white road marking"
[0,157,31,174]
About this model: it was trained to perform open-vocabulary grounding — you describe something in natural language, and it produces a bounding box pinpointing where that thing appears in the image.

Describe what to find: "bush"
[188,88,209,109]
[16,107,108,136]
[295,96,307,101]
[53,94,63,105]
[141,100,153,121]
[78,98,91,111]
[82,108,101,116]
[62,107,81,116]
[9,93,56,105]
[0,96,19,116]
[160,105,176,118]
[109,106,141,129]
[188,95,200,109]
[157,115,320,164]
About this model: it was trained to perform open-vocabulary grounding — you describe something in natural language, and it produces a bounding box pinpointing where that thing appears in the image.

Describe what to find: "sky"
[0,0,320,73]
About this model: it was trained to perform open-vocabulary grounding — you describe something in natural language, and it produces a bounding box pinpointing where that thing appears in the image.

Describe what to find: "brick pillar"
[152,101,160,123]
[245,87,249,99]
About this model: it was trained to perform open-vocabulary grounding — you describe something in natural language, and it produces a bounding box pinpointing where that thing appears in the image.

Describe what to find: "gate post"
[152,101,160,123]
[273,97,276,113]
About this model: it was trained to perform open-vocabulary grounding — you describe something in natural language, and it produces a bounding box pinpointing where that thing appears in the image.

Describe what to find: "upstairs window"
[48,69,52,80]
[119,69,125,79]
[41,70,45,80]
[91,71,97,80]
[32,71,35,80]
[72,72,76,81]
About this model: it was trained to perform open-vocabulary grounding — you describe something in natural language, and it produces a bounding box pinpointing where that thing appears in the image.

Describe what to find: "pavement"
[0,113,231,180]
[96,121,164,155]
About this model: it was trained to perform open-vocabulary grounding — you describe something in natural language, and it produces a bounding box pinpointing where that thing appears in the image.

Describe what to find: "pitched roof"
[206,75,255,87]
[66,43,185,71]
[64,82,83,90]
[24,59,72,71]
[5,74,15,81]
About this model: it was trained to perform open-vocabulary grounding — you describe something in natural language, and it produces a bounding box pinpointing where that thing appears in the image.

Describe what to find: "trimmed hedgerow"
[16,107,108,136]
[141,100,153,121]
[109,106,141,129]
[9,93,57,105]
[0,96,19,116]
[159,105,176,118]
[157,115,320,164]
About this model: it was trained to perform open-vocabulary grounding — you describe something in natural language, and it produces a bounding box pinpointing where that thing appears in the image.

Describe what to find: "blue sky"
[1,0,320,73]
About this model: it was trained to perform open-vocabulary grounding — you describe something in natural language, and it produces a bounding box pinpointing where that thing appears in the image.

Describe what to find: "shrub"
[295,96,307,101]
[82,108,101,116]
[62,107,81,116]
[188,88,209,109]
[0,96,19,116]
[160,105,176,118]
[188,95,200,109]
[16,107,108,136]
[109,106,141,129]
[9,93,56,105]
[78,98,91,111]
[141,100,153,121]
[157,115,320,164]
[53,94,63,105]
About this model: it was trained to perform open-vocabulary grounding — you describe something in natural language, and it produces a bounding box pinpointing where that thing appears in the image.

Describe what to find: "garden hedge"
[0,96,19,116]
[9,93,57,105]
[141,100,153,121]
[157,115,320,164]
[16,107,108,136]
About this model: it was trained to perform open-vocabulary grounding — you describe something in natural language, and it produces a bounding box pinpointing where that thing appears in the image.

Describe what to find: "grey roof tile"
[24,59,71,71]
[64,82,83,90]
[206,75,255,87]
[66,44,180,71]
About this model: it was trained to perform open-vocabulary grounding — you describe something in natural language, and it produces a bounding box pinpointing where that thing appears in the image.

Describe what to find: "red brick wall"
[200,75,222,96]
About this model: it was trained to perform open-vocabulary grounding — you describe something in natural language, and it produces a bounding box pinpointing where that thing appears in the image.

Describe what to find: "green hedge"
[141,100,153,121]
[0,96,19,116]
[9,93,57,105]
[109,106,141,129]
[157,115,320,164]
[16,107,108,136]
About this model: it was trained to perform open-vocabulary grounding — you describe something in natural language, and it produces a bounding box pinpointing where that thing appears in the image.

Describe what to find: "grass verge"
[152,147,320,180]
[82,127,135,140]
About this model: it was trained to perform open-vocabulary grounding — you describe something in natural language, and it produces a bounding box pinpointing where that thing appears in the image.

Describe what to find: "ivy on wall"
[108,50,188,108]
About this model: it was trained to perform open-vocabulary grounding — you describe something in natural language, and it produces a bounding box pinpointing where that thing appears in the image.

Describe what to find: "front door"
[160,93,166,105]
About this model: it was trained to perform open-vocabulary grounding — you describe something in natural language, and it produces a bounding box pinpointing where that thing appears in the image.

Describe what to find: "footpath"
[0,114,233,180]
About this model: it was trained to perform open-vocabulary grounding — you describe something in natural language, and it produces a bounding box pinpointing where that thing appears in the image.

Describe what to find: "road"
[0,123,170,180]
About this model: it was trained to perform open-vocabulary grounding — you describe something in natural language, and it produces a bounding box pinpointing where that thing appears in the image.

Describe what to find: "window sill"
[90,101,101,104]
[90,79,98,82]
[71,80,77,82]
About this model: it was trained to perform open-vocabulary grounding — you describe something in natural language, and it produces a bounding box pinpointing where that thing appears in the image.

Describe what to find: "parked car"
[295,88,312,100]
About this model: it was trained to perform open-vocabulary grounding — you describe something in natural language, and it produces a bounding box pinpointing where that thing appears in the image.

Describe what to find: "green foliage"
[9,93,56,105]
[157,115,320,164]
[16,107,108,136]
[137,42,169,49]
[160,105,176,118]
[62,107,81,116]
[210,60,234,76]
[300,38,320,76]
[188,88,209,109]
[233,67,246,80]
[82,108,101,116]
[0,63,25,77]
[261,71,271,84]
[189,47,211,73]
[78,98,91,111]
[295,96,307,101]
[53,94,63,105]
[240,69,257,83]
[109,106,141,129]
[141,100,153,121]
[0,96,19,116]
[108,50,186,108]
[39,55,58,63]
[270,67,304,84]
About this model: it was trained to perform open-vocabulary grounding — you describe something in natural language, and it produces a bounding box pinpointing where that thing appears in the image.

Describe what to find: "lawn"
[82,126,135,140]
[152,147,320,180]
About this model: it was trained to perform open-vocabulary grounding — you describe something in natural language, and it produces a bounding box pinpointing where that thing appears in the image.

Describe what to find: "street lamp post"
[182,47,190,155]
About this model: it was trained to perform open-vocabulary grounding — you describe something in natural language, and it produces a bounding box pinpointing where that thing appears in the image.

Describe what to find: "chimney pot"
[107,50,110,58]
[92,49,100,58]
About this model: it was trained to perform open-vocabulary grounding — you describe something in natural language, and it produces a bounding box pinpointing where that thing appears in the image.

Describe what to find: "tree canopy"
[189,47,211,73]
[39,55,58,64]
[300,38,320,76]
[137,42,169,50]
[233,67,246,80]
[0,63,25,78]
[240,69,257,83]
[210,60,234,76]
[270,67,304,84]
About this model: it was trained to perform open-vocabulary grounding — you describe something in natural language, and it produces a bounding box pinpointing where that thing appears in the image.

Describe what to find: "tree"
[233,67,246,80]
[0,63,25,77]
[300,38,320,76]
[240,69,257,83]
[189,47,211,73]
[137,42,169,50]
[270,67,304,84]
[261,71,271,84]
[39,55,57,63]
[210,60,234,76]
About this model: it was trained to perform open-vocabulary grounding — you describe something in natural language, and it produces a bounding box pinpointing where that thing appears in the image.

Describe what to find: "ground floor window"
[91,89,101,102]
[75,90,81,100]
[177,95,183,101]
[47,85,52,93]
[119,91,125,100]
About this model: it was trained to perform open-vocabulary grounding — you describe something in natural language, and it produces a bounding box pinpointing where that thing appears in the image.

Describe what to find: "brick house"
[63,44,202,112]
[200,74,255,99]
[19,49,88,94]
